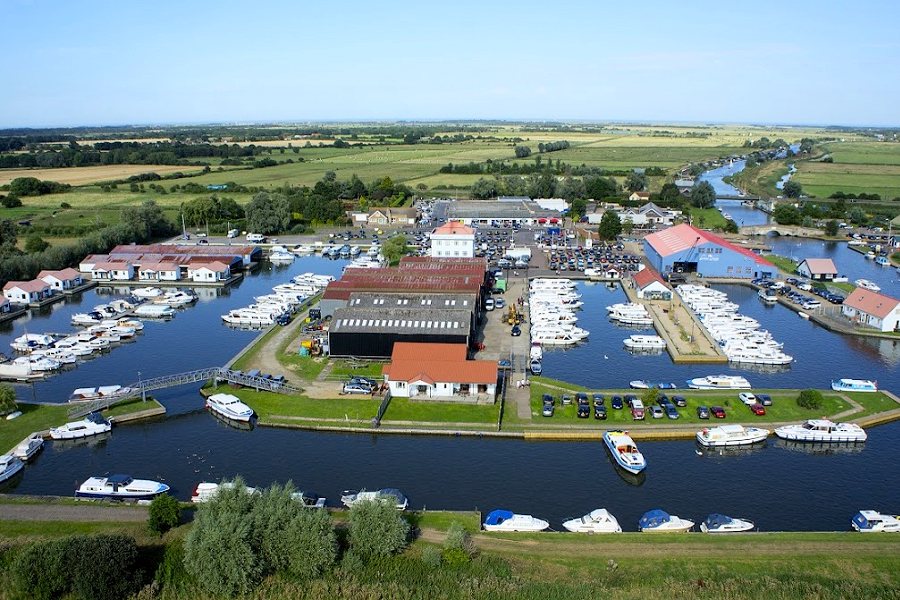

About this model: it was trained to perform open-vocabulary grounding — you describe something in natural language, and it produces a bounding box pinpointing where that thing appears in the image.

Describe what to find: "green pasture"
[822,141,900,165]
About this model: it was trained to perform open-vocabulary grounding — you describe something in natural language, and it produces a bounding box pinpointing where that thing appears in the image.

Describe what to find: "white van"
[484,298,495,311]
[246,233,266,243]
[227,229,239,238]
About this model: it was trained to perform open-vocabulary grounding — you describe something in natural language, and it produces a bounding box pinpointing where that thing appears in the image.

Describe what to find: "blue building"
[643,224,774,279]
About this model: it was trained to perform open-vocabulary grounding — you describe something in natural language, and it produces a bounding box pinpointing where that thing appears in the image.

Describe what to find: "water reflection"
[774,439,867,455]
[695,440,768,458]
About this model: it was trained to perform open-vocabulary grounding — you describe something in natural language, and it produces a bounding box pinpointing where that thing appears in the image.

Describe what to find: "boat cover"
[484,509,514,525]
[107,474,133,485]
[703,514,733,529]
[87,412,109,425]
[379,488,407,504]
[851,512,869,530]
[639,509,671,529]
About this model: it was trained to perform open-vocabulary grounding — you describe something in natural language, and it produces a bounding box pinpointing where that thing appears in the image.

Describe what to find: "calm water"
[3,255,899,531]
[698,159,771,226]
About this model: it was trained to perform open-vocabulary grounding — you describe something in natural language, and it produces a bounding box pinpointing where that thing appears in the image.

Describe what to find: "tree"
[120,200,173,242]
[641,386,659,407]
[0,383,16,415]
[514,145,532,158]
[348,499,411,561]
[657,182,683,207]
[690,181,716,209]
[597,211,622,241]
[569,198,587,221]
[824,220,840,236]
[283,504,338,579]
[584,175,617,199]
[470,177,499,199]
[24,234,50,254]
[625,172,648,192]
[1,194,22,208]
[381,234,409,265]
[783,180,803,198]
[622,220,634,235]
[148,493,181,535]
[772,203,802,225]
[797,389,823,410]
[558,177,585,201]
[245,192,290,235]
[723,219,739,234]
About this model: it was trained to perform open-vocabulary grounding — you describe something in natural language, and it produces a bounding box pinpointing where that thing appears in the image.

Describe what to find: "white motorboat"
[10,333,55,353]
[291,244,316,255]
[623,335,666,351]
[191,481,258,503]
[131,287,164,299]
[340,488,408,510]
[13,435,44,461]
[529,344,543,361]
[854,279,881,292]
[529,358,542,375]
[206,393,254,422]
[13,356,60,372]
[0,361,39,380]
[76,474,169,500]
[531,329,588,346]
[701,514,755,533]
[775,419,867,443]
[269,250,295,263]
[483,509,549,532]
[221,309,275,327]
[603,430,646,474]
[629,380,678,389]
[757,288,778,304]
[831,379,878,393]
[687,375,751,390]
[155,290,196,307]
[851,510,900,533]
[292,490,327,508]
[69,385,132,402]
[638,509,694,533]
[562,508,622,533]
[0,454,25,484]
[31,348,76,365]
[71,311,104,326]
[696,424,770,447]
[49,413,112,440]
[134,304,175,318]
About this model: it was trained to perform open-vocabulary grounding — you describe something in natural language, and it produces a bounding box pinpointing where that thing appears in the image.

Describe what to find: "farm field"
[793,142,900,200]
[0,164,205,186]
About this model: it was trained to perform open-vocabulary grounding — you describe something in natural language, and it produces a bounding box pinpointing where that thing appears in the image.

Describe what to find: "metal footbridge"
[69,367,303,417]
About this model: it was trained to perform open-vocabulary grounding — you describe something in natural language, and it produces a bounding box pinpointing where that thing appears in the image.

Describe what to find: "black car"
[592,393,605,407]
[697,405,710,419]
[671,395,687,407]
[611,395,624,409]
[577,404,590,418]
[541,393,555,405]
[756,393,773,406]
[575,392,589,405]
[624,394,637,406]
[656,394,670,408]
[594,405,607,420]
[665,405,680,420]
[511,325,521,337]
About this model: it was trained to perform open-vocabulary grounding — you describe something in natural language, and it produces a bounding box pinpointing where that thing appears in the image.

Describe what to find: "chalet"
[91,261,135,281]
[187,261,231,283]
[382,342,498,404]
[38,268,84,291]
[628,191,651,202]
[138,262,181,282]
[796,258,838,281]
[841,288,900,332]
[618,202,680,228]
[3,280,52,304]
[631,267,672,300]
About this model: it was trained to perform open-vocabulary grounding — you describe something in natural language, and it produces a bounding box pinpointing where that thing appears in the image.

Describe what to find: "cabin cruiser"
[687,375,751,390]
[206,393,254,422]
[696,424,770,447]
[775,419,867,443]
[700,513,755,533]
[638,509,694,533]
[10,333,55,353]
[0,454,25,484]
[291,244,316,255]
[55,337,95,356]
[851,510,900,533]
[134,304,175,318]
[155,290,197,307]
[269,249,295,263]
[71,311,105,325]
[13,435,44,461]
[191,481,258,503]
[529,358,542,375]
[49,413,112,440]
[723,347,793,366]
[341,488,408,510]
[221,309,275,327]
[831,379,878,393]
[483,509,550,532]
[531,329,588,346]
[623,335,666,351]
[69,385,132,402]
[131,286,164,299]
[529,344,543,361]
[562,508,622,533]
[603,430,646,474]
[629,380,677,389]
[758,288,778,303]
[13,356,61,372]
[76,474,169,500]
[854,279,881,292]
[30,348,76,365]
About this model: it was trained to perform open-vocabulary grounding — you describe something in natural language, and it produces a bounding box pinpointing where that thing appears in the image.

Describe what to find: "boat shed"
[382,342,498,404]
[841,288,900,332]
[631,267,672,300]
[643,224,774,279]
[797,258,838,281]
[328,307,473,358]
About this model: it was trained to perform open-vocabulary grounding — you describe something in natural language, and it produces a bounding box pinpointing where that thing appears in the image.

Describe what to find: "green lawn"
[329,359,386,380]
[0,520,149,540]
[763,253,798,274]
[688,207,728,229]
[0,403,67,453]
[232,388,379,423]
[381,397,499,424]
[102,397,163,418]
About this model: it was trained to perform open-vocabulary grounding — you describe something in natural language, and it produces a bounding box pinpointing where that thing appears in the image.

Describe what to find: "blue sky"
[1,0,898,127]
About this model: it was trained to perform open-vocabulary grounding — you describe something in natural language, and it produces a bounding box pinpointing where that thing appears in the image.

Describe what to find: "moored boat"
[774,419,867,443]
[696,424,770,447]
[206,393,254,422]
[49,413,112,440]
[483,509,549,532]
[831,379,878,393]
[76,474,169,500]
[700,513,755,533]
[687,375,751,390]
[0,454,25,484]
[340,488,408,510]
[638,509,694,532]
[13,435,44,461]
[191,481,258,503]
[562,508,622,533]
[603,430,646,474]
[854,279,881,292]
[623,335,666,351]
[851,510,900,533]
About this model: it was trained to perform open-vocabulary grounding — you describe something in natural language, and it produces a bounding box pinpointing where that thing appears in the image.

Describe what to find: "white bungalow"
[138,262,182,282]
[38,268,84,291]
[841,288,900,332]
[187,261,231,282]
[631,267,672,300]
[91,261,135,281]
[3,280,52,304]
[381,342,498,403]
[797,258,838,281]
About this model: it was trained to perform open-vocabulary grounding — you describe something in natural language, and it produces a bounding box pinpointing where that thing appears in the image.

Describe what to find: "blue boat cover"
[704,514,733,529]
[639,509,671,529]
[107,474,132,485]
[484,509,514,525]
[851,512,869,530]
[379,488,407,503]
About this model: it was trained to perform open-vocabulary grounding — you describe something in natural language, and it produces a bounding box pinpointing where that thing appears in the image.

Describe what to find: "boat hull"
[75,489,168,501]
[603,433,646,475]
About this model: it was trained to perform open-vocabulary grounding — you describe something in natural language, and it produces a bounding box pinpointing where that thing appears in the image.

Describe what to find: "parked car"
[664,405,680,420]
[575,392,589,405]
[739,392,758,405]
[484,298,495,311]
[511,325,521,337]
[494,298,506,309]
[631,400,645,420]
[624,394,638,406]
[561,394,572,405]
[611,395,624,410]
[649,406,664,419]
[592,393,605,407]
[542,402,555,417]
[756,393,773,406]
[541,393,554,406]
[711,406,727,419]
[671,395,687,407]
[349,376,377,389]
[749,403,766,416]
[594,405,608,420]
[343,382,372,394]
[577,403,590,419]
[697,405,710,419]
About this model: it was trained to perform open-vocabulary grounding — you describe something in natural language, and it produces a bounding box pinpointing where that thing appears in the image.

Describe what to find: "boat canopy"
[87,412,109,425]
[703,513,733,529]
[379,488,407,504]
[484,509,514,525]
[852,512,872,530]
[639,509,671,529]
[107,474,133,485]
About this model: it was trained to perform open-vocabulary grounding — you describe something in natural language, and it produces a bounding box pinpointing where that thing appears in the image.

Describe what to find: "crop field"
[794,142,900,200]
[0,164,204,186]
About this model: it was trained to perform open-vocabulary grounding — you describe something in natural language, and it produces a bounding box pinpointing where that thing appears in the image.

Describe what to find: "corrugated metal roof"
[331,306,471,335]
[644,224,773,266]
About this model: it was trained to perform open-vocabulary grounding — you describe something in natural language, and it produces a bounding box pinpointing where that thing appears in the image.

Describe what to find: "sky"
[1,0,898,128]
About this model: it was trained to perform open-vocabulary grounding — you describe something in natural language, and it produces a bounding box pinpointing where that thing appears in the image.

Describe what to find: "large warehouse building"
[643,224,774,279]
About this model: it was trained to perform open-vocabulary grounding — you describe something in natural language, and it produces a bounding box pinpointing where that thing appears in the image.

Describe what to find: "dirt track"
[0,501,148,522]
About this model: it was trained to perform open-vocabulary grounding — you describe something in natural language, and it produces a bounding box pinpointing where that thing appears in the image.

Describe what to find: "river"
[1,251,897,532]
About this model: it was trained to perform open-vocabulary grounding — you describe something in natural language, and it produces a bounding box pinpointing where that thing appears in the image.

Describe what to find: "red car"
[749,403,766,416]
[710,406,726,419]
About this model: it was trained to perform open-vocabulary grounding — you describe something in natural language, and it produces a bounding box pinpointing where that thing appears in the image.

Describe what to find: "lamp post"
[138,371,145,402]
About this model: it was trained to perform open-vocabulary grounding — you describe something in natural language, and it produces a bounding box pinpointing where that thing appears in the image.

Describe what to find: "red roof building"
[631,267,672,300]
[643,224,774,279]
[382,342,498,401]
[842,288,900,332]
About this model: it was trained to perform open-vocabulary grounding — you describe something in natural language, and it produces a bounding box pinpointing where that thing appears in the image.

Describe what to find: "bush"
[148,493,181,534]
[348,499,411,561]
[154,537,190,590]
[797,389,824,410]
[284,506,338,579]
[421,545,443,568]
[60,201,71,209]
[0,383,16,415]
[12,539,69,600]
[443,522,476,562]
[1,195,22,208]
